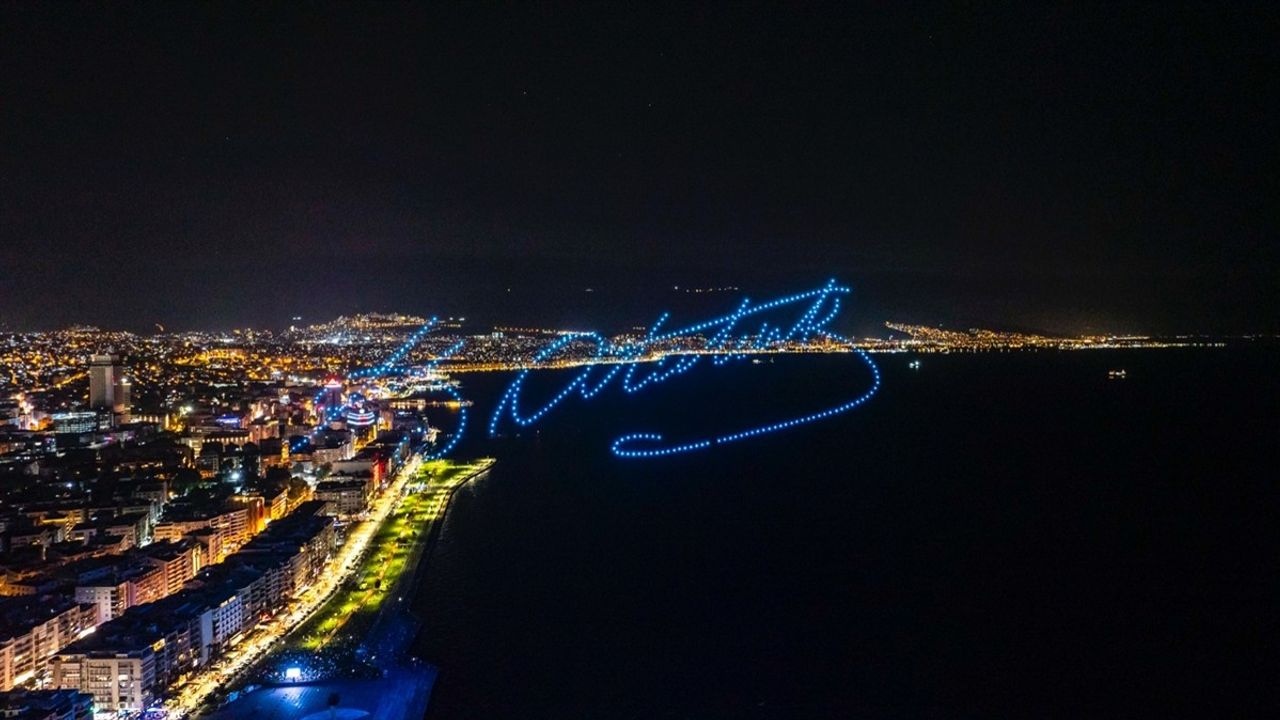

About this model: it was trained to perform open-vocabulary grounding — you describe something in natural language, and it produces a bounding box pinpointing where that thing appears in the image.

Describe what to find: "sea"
[410,348,1275,718]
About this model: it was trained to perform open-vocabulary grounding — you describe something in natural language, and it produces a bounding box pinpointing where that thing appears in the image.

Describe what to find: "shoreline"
[376,458,495,665]
[199,457,494,720]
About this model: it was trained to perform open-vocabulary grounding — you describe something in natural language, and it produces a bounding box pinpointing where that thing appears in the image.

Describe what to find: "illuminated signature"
[486,279,881,458]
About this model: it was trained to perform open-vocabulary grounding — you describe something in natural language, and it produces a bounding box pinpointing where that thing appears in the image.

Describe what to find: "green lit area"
[181,452,495,711]
[289,458,492,653]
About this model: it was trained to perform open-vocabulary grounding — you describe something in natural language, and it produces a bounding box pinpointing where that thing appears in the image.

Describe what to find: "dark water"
[412,350,1276,718]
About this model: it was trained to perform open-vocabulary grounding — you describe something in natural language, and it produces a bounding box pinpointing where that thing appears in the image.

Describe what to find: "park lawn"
[288,458,485,651]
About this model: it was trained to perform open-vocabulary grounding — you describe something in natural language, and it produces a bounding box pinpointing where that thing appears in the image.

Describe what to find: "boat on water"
[1108,369,1127,380]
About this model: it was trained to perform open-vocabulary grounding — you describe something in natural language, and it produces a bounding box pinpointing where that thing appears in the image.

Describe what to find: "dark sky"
[2,2,1276,334]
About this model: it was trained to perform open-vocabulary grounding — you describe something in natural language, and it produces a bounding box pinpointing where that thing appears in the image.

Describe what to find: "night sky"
[2,3,1276,334]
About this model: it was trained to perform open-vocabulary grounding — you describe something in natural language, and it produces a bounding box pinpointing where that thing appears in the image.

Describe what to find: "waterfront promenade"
[198,458,494,720]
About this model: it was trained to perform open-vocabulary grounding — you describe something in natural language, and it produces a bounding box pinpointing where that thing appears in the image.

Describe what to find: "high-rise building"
[88,354,117,410]
[114,376,131,418]
[88,354,131,422]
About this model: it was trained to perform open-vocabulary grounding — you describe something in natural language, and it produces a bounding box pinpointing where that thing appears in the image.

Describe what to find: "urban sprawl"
[0,313,1198,719]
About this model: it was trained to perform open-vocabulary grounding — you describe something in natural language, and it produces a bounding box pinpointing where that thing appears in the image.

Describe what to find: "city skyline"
[0,4,1274,719]
[2,292,1275,339]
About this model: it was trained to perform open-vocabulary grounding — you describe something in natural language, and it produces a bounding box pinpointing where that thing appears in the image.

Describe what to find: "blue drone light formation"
[348,320,439,380]
[291,280,878,461]
[487,279,881,458]
[288,318,469,458]
[419,340,468,460]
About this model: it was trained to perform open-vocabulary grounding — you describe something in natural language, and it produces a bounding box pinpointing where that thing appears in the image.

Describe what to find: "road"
[189,458,494,720]
[166,453,432,718]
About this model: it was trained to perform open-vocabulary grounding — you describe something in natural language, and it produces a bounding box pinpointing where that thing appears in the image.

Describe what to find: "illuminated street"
[164,457,494,718]
[2,4,1272,719]
[289,459,494,656]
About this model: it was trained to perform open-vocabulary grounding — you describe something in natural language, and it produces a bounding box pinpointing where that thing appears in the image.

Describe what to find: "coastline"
[372,458,495,666]
[200,457,495,720]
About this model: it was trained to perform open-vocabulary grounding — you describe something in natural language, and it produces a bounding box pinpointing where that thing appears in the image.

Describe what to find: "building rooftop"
[0,596,86,642]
